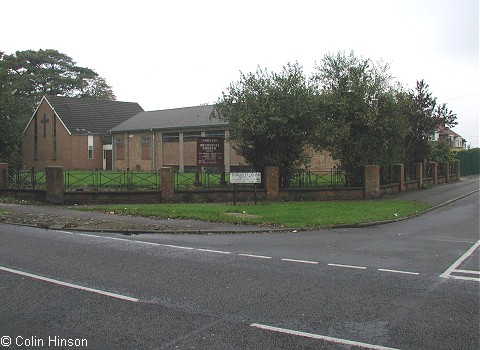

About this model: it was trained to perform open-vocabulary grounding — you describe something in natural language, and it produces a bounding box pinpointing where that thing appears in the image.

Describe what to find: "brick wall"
[22,100,104,170]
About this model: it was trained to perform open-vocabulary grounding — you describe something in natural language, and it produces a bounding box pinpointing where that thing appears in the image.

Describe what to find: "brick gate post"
[444,162,450,183]
[264,166,279,201]
[414,163,423,189]
[161,167,175,203]
[364,165,380,199]
[394,164,405,192]
[429,162,438,185]
[45,166,64,204]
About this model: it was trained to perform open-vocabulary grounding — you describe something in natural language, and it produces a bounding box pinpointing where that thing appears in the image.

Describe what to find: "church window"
[116,138,125,160]
[88,135,94,159]
[141,136,151,160]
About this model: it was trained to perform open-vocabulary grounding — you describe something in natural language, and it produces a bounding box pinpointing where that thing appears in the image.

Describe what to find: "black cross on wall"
[41,113,49,138]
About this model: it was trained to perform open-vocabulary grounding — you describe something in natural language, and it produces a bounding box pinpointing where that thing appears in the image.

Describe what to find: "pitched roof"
[438,125,463,139]
[44,95,144,135]
[109,104,226,132]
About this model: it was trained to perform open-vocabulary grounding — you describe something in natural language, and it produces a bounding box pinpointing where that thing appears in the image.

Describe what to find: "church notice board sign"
[197,137,224,167]
[230,172,261,184]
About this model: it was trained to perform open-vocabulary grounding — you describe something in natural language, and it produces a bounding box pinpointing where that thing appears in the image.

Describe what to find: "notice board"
[197,137,224,167]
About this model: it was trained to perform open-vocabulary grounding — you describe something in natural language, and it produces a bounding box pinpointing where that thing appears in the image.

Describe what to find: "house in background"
[109,104,336,172]
[22,96,143,170]
[430,126,467,149]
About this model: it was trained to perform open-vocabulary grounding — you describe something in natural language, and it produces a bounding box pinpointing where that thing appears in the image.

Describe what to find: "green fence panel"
[457,151,480,176]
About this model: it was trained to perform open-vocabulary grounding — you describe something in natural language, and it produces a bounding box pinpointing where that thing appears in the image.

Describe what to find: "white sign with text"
[230,172,262,184]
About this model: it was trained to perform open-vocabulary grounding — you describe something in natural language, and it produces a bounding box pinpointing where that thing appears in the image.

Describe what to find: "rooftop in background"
[109,105,226,133]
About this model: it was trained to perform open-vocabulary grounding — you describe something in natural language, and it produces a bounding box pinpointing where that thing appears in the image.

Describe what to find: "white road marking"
[440,240,480,282]
[196,248,231,254]
[55,231,420,278]
[163,244,194,250]
[454,269,480,275]
[443,274,480,282]
[281,258,319,265]
[59,230,194,250]
[328,263,366,270]
[0,266,139,302]
[239,254,272,259]
[250,323,400,350]
[378,269,419,275]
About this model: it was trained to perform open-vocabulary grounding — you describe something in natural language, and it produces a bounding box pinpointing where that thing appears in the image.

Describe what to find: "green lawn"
[81,200,430,228]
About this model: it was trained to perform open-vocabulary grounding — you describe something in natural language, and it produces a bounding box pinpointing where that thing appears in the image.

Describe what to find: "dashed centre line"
[378,269,419,275]
[56,230,421,277]
[239,253,272,259]
[328,263,367,270]
[281,258,319,265]
[196,248,231,254]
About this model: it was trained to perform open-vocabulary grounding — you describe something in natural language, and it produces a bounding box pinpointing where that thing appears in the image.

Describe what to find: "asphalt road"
[0,192,479,349]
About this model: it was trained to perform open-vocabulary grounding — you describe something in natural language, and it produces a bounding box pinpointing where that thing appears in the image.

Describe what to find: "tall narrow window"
[88,135,94,159]
[52,114,57,160]
[33,113,38,160]
[141,136,151,160]
[116,138,125,160]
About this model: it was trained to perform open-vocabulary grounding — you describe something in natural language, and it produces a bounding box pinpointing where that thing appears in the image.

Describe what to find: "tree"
[400,80,457,163]
[0,49,115,108]
[213,62,319,182]
[313,51,408,184]
[0,49,116,165]
[0,52,28,167]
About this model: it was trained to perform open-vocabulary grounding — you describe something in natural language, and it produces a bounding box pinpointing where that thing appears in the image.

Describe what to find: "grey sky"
[3,0,478,146]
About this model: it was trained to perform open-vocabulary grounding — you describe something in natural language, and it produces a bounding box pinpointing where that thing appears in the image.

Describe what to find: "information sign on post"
[230,172,262,184]
[229,172,262,205]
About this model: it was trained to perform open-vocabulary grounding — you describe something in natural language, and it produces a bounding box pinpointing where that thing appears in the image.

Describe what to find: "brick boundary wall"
[0,162,462,205]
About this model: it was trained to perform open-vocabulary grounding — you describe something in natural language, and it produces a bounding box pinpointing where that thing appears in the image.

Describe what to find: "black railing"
[7,168,45,189]
[64,170,160,191]
[279,167,352,189]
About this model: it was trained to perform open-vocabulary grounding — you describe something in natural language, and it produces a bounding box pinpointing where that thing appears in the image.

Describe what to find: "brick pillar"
[264,166,279,201]
[161,167,175,202]
[0,163,8,189]
[429,162,438,185]
[444,161,450,183]
[454,159,460,180]
[394,164,405,192]
[45,166,64,204]
[414,163,423,189]
[364,165,380,199]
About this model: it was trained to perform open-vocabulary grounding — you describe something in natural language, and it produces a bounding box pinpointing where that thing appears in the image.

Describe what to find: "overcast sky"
[3,0,479,146]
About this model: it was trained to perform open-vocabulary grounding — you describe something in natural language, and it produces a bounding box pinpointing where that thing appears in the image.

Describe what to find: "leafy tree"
[313,51,408,184]
[213,62,319,182]
[0,49,115,108]
[0,49,116,165]
[428,140,456,163]
[400,80,457,163]
[0,52,28,166]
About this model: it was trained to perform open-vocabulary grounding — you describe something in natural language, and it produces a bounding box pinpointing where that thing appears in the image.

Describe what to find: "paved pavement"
[0,175,478,233]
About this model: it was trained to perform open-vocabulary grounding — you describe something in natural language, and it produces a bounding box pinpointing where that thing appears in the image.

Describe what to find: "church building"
[22,96,143,170]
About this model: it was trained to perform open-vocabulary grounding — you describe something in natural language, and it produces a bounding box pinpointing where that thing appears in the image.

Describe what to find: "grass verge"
[79,200,431,229]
